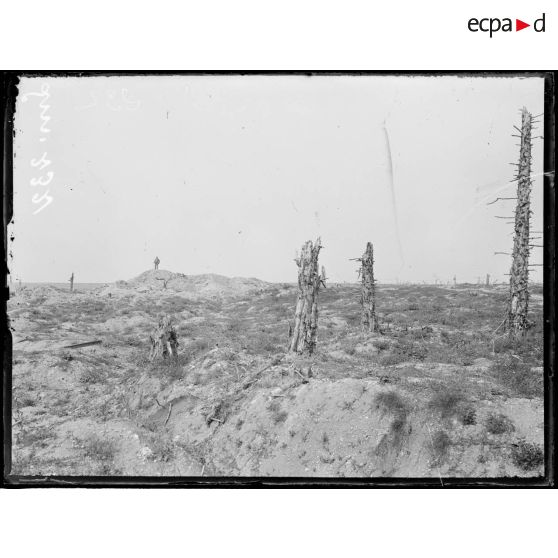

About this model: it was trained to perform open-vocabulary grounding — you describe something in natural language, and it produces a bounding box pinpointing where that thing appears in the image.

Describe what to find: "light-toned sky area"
[9,75,544,284]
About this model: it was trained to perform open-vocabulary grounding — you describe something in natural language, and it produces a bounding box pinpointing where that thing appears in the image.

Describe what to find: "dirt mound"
[124,270,270,298]
[146,374,543,478]
[12,284,66,299]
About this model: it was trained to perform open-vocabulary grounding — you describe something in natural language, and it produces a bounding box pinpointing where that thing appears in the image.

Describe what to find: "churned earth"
[8,270,544,478]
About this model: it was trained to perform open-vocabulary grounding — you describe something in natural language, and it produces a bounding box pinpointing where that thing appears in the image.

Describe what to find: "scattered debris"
[63,340,102,349]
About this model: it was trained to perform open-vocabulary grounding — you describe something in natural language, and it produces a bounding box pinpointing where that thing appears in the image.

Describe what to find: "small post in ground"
[69,272,74,292]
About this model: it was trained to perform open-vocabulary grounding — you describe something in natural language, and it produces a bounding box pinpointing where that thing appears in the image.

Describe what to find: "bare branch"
[487,197,517,205]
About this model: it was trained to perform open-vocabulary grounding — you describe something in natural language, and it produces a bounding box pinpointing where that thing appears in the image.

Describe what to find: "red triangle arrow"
[516,19,530,31]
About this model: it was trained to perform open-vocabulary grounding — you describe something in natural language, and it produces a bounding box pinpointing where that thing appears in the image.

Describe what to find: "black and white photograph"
[3,72,553,483]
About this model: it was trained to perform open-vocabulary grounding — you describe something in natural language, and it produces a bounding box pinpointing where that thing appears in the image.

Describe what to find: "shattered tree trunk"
[359,242,379,332]
[507,107,533,337]
[149,315,179,359]
[288,238,325,355]
[486,274,490,287]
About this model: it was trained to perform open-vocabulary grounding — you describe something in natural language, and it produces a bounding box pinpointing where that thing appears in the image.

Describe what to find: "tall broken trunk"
[288,238,324,355]
[149,315,179,359]
[359,242,379,332]
[507,107,533,336]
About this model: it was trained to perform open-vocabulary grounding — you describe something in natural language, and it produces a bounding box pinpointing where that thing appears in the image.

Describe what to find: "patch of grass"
[485,413,515,435]
[16,425,54,448]
[147,436,175,462]
[459,405,477,426]
[388,339,428,363]
[11,448,37,474]
[176,439,215,474]
[375,390,409,446]
[372,338,391,352]
[433,330,492,365]
[428,389,465,419]
[430,430,451,463]
[267,400,281,414]
[273,410,289,424]
[341,399,355,411]
[245,332,282,355]
[409,328,431,341]
[220,348,238,362]
[190,372,209,386]
[511,440,544,471]
[81,433,117,464]
[493,327,543,363]
[490,356,543,399]
[374,391,408,416]
[192,338,210,353]
[151,352,191,381]
[139,416,159,432]
[378,352,407,366]
[79,367,106,384]
[267,400,288,424]
[19,395,36,408]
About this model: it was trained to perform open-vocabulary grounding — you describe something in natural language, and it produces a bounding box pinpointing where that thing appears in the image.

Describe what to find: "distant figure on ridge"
[154,256,160,270]
[69,272,74,292]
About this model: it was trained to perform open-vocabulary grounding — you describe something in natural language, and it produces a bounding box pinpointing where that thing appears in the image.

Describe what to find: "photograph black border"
[1,70,555,488]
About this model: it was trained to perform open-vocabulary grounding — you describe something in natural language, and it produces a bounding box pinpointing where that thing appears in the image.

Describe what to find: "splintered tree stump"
[507,107,533,337]
[149,315,179,359]
[288,238,324,355]
[358,242,379,332]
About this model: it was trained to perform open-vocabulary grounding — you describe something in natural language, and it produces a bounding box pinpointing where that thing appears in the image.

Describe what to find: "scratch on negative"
[382,121,405,266]
[424,420,444,487]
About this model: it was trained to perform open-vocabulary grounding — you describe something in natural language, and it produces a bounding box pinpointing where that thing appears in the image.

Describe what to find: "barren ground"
[8,271,544,478]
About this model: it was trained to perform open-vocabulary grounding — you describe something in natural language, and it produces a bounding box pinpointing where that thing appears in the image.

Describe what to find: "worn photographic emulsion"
[2,72,555,486]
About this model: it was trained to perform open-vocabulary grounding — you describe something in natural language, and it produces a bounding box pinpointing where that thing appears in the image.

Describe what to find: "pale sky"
[9,74,544,284]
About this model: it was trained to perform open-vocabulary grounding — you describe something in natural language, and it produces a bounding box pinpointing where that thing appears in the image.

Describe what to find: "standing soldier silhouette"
[69,272,74,292]
[154,256,160,270]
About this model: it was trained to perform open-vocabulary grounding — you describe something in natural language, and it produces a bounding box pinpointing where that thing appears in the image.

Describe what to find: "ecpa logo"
[468,13,546,37]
